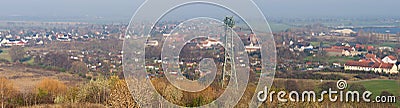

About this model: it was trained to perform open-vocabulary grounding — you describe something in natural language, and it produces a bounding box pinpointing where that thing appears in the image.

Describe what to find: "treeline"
[275,71,348,80]
[6,44,122,79]
[0,76,137,108]
[344,70,399,79]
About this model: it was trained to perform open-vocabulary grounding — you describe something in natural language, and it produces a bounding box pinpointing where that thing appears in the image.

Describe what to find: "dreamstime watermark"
[257,80,397,103]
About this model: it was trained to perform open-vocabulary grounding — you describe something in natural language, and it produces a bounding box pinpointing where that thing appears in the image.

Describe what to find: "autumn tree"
[63,86,80,104]
[285,80,299,91]
[42,52,72,71]
[100,62,112,77]
[163,85,183,105]
[76,77,109,104]
[35,78,67,103]
[126,78,155,107]
[0,77,17,108]
[9,46,25,62]
[108,76,137,107]
[70,61,89,75]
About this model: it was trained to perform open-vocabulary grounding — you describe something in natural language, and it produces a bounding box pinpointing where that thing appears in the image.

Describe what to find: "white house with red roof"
[1,39,27,47]
[344,54,399,74]
[382,55,397,64]
[197,38,222,49]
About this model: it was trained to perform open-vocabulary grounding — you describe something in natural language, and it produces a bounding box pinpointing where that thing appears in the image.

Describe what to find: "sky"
[0,0,399,21]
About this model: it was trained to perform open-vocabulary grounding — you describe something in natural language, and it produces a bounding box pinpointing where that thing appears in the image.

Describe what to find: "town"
[0,18,399,107]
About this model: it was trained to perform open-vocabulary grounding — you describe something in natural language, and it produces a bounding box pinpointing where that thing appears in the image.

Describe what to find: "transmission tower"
[222,16,238,89]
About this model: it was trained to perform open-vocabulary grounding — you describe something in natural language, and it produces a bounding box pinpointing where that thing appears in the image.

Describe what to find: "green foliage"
[188,96,205,107]
[275,72,348,80]
[356,80,400,98]
[37,88,49,98]
[76,77,110,104]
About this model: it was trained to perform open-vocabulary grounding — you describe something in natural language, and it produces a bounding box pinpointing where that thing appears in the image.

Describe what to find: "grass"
[355,80,400,107]
[21,103,106,108]
[0,48,11,62]
[355,80,400,98]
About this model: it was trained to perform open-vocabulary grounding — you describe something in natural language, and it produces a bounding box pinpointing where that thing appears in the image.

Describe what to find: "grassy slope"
[356,80,400,97]
[355,80,399,107]
[0,48,11,61]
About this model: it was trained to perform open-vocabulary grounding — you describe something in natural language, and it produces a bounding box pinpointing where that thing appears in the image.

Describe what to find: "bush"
[354,74,379,79]
[275,71,348,80]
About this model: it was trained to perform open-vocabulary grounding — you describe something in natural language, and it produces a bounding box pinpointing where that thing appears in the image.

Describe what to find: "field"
[354,80,400,97]
[0,63,85,93]
[21,103,106,108]
[355,80,400,107]
[0,48,11,61]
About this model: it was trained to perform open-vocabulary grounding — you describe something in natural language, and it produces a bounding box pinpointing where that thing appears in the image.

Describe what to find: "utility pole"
[222,16,238,89]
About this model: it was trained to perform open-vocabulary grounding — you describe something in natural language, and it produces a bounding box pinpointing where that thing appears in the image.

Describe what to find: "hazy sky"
[0,0,398,19]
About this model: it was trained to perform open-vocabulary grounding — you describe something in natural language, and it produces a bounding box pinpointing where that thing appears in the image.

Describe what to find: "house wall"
[389,65,398,74]
[344,65,399,74]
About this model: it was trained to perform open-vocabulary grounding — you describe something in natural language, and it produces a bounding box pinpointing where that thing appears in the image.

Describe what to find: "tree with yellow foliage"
[107,76,137,107]
[0,77,17,108]
[35,78,67,104]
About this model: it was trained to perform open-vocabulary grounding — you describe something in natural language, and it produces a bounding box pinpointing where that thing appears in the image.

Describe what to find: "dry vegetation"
[0,63,83,93]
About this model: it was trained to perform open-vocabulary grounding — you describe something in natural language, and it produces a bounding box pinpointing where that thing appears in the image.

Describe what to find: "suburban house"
[324,46,353,56]
[382,55,397,64]
[344,54,399,74]
[245,43,261,52]
[197,38,222,49]
[330,29,356,36]
[146,40,159,47]
[0,39,27,47]
[342,48,366,56]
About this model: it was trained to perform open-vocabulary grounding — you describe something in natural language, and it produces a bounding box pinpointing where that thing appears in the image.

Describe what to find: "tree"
[42,52,72,70]
[285,80,299,91]
[380,91,393,96]
[35,78,67,103]
[9,46,25,62]
[348,83,367,101]
[356,35,369,44]
[163,85,183,105]
[108,77,137,107]
[127,78,155,107]
[70,61,89,75]
[0,77,17,108]
[348,83,367,93]
[100,62,112,77]
[76,77,109,104]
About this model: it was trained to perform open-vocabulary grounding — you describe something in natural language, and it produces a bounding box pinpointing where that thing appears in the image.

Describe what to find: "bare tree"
[70,61,89,74]
[9,46,25,62]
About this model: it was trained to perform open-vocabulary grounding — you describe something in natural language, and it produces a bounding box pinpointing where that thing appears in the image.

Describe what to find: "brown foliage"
[42,52,72,70]
[70,61,89,74]
[9,46,25,62]
[36,78,67,97]
[0,77,17,108]
[107,77,138,107]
